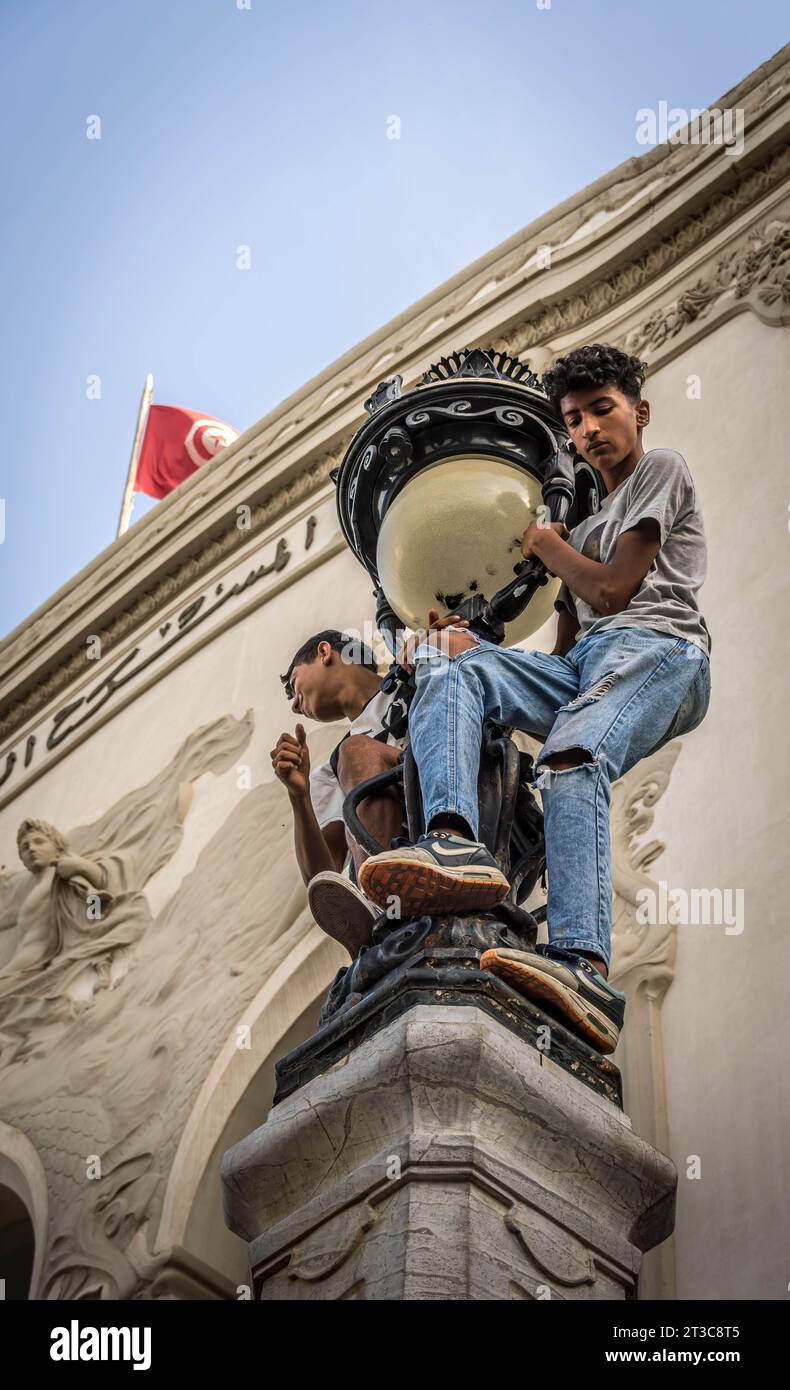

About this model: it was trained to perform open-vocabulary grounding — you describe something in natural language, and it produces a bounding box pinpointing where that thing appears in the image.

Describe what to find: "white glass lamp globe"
[375,455,560,644]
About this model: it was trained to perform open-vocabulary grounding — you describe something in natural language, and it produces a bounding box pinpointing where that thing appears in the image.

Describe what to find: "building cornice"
[1,43,788,743]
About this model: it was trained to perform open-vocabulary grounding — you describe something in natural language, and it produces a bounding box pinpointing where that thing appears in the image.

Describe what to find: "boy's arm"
[525,449,694,617]
[271,726,347,884]
[551,604,580,656]
[288,796,347,885]
[530,520,661,616]
[321,820,349,873]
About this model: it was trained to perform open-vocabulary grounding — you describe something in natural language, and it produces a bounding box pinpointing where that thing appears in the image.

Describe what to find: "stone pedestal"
[221,1003,676,1300]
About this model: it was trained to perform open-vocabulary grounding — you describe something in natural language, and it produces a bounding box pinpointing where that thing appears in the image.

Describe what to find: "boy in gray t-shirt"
[556,446,711,655]
[359,344,712,1057]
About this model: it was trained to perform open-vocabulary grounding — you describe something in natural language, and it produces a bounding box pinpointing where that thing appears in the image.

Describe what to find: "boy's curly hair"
[541,344,648,422]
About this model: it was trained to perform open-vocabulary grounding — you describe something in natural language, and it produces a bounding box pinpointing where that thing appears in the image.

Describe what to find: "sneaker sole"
[307,881,378,959]
[358,858,509,916]
[479,950,620,1055]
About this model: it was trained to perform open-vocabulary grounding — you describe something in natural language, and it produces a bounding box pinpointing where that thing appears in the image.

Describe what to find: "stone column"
[221,1000,676,1300]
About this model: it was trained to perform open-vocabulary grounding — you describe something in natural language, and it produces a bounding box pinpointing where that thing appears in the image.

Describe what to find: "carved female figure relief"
[0,710,255,1026]
[0,816,150,1012]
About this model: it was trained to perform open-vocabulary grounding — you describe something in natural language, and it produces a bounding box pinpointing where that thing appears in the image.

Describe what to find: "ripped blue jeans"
[408,627,711,970]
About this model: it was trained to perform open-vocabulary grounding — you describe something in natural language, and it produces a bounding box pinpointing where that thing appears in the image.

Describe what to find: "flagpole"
[116,373,154,539]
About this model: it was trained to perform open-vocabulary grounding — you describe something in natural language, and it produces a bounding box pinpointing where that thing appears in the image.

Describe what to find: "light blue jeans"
[408,627,711,970]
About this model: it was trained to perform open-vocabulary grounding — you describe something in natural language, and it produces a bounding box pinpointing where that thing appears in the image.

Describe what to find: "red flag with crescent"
[135,405,240,499]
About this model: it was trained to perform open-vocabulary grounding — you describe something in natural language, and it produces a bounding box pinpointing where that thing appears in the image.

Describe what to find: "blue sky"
[0,0,786,640]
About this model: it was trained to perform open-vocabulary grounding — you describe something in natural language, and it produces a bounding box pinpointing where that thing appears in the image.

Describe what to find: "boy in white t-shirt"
[271,629,407,959]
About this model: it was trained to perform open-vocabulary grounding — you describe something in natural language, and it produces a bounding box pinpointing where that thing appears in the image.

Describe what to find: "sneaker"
[479,943,625,1055]
[308,871,379,960]
[357,830,509,916]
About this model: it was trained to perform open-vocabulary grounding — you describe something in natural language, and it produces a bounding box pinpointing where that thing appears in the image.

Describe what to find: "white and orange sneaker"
[480,943,625,1055]
[358,830,510,917]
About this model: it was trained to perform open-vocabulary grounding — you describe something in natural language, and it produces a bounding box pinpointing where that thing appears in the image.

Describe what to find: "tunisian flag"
[135,405,240,499]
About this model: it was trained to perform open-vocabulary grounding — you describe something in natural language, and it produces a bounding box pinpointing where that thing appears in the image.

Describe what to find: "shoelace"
[537,943,600,975]
[537,943,615,989]
[388,831,476,850]
[536,942,579,963]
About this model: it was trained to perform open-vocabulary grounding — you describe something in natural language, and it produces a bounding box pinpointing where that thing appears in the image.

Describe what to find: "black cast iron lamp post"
[283,348,615,1058]
[333,347,603,652]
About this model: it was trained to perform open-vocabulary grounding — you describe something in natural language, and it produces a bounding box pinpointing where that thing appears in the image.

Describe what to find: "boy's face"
[289,647,343,722]
[559,382,649,470]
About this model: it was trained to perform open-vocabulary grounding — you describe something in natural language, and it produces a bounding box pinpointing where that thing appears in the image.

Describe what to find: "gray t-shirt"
[555,447,711,655]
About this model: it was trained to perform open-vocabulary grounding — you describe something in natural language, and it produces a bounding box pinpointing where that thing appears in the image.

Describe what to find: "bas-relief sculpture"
[0,710,342,1299]
[0,713,255,1039]
[624,215,790,356]
[609,739,683,1301]
[0,822,154,1020]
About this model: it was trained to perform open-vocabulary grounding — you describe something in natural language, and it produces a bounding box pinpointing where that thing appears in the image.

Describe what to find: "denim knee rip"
[533,757,597,791]
[413,629,482,664]
[560,670,619,711]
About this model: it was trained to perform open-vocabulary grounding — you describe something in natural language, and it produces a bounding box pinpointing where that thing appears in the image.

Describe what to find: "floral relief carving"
[610,740,681,987]
[624,216,790,355]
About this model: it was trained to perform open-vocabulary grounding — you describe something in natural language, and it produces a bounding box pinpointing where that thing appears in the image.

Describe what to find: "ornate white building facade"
[0,45,788,1301]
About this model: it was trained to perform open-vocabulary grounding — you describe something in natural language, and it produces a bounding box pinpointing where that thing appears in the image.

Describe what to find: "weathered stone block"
[221,1005,676,1300]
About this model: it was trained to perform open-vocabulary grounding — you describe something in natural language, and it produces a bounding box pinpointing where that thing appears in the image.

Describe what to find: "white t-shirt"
[309,687,408,829]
